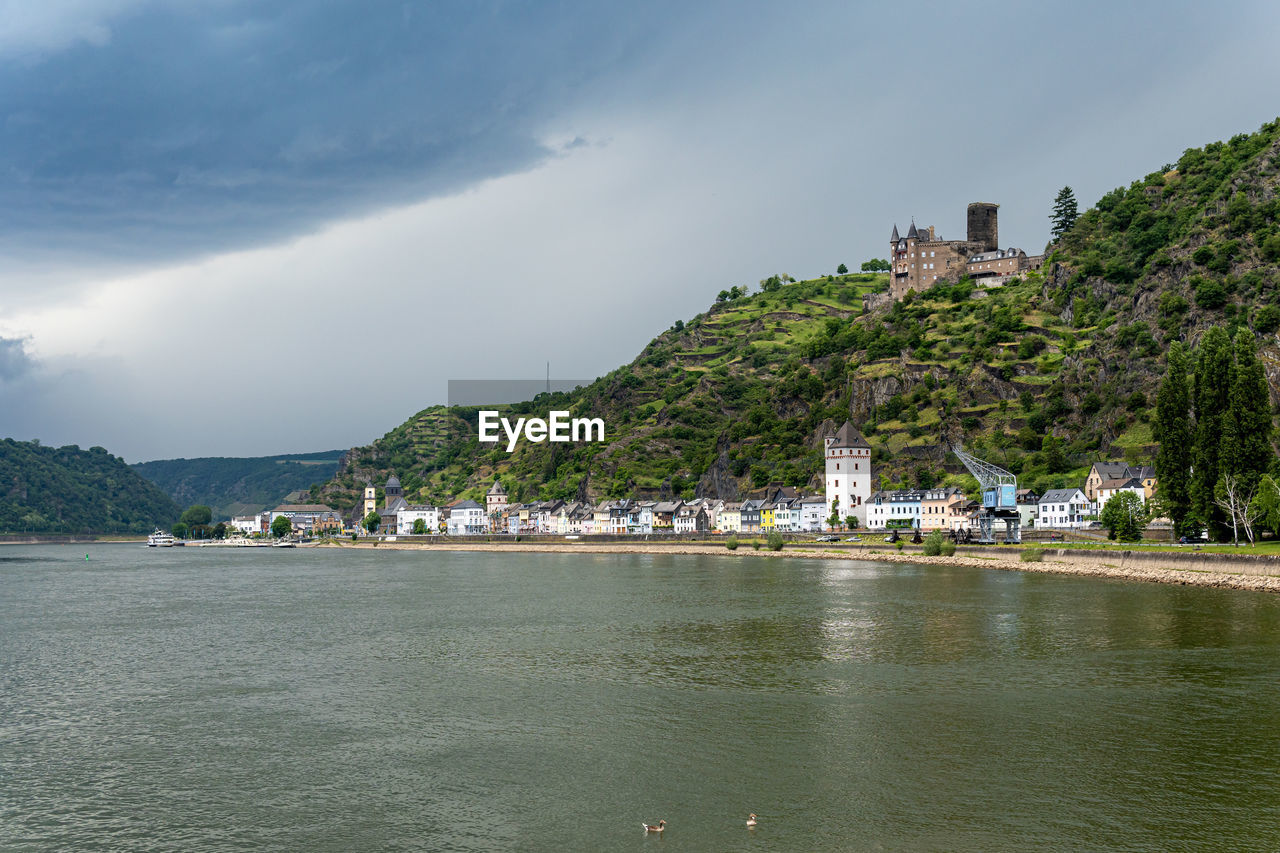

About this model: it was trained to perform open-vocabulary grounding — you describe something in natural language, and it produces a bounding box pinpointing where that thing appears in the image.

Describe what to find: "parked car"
[816,535,838,542]
[844,536,862,542]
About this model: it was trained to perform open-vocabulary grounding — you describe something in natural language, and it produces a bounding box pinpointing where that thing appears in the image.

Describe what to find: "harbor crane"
[952,445,1021,544]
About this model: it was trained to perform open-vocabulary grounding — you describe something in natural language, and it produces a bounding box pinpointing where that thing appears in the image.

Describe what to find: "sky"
[1,0,1279,462]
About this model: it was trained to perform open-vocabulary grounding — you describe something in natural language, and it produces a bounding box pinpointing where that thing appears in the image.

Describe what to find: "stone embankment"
[315,539,1280,594]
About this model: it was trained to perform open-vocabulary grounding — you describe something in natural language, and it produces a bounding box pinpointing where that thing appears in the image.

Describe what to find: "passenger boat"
[147,529,176,547]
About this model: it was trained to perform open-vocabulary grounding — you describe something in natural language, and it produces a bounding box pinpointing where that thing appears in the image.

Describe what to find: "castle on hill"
[888,202,1044,301]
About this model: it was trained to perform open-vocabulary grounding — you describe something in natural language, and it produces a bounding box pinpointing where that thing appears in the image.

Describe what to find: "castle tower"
[824,421,872,528]
[966,202,999,253]
[363,481,377,520]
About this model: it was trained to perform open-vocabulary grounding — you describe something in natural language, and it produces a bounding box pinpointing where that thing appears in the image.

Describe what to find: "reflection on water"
[2,545,1279,851]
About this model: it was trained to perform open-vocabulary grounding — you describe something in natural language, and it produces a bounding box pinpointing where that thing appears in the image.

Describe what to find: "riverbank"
[312,540,1280,594]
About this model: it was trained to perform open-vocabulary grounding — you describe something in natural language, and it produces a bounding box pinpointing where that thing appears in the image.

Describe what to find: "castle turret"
[967,202,999,253]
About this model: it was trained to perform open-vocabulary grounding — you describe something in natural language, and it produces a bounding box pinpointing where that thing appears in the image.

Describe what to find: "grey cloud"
[0,0,688,269]
[0,336,33,381]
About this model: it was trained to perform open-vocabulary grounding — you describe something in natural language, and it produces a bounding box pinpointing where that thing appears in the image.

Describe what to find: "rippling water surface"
[3,545,1280,851]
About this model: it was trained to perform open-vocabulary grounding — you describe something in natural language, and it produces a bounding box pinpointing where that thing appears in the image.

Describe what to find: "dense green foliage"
[0,439,179,533]
[1154,342,1192,534]
[133,450,345,519]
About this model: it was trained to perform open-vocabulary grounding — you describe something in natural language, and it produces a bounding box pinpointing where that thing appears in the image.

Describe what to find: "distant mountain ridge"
[0,439,179,534]
[133,450,346,519]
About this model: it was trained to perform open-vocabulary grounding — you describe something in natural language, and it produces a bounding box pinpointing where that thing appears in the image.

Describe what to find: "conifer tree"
[1154,341,1193,534]
[1192,326,1233,537]
[1221,329,1272,494]
[1050,186,1079,240]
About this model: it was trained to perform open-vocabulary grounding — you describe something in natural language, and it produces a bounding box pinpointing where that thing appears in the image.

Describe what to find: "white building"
[866,490,924,530]
[446,500,487,535]
[1037,489,1091,529]
[1095,478,1146,513]
[799,496,827,532]
[824,421,872,528]
[230,514,263,536]
[397,505,440,535]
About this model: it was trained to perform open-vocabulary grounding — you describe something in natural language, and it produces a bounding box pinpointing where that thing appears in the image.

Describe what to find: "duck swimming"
[642,820,666,833]
[747,813,758,828]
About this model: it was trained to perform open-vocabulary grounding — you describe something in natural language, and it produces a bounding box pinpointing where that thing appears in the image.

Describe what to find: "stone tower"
[384,475,403,508]
[824,421,872,528]
[966,202,999,253]
[363,482,377,520]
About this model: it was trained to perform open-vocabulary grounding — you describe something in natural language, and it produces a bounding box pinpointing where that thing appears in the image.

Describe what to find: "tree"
[363,511,382,534]
[1249,475,1280,538]
[412,517,426,535]
[170,521,189,539]
[271,514,292,538]
[827,497,841,531]
[836,263,848,275]
[861,258,891,272]
[1099,491,1147,542]
[1221,329,1272,497]
[1042,434,1068,474]
[1192,326,1233,538]
[1154,341,1193,535]
[1050,186,1079,240]
[180,504,213,538]
[844,515,857,530]
[211,521,227,540]
[1214,473,1261,545]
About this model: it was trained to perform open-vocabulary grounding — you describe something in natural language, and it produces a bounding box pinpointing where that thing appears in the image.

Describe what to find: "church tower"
[363,482,377,520]
[824,421,872,528]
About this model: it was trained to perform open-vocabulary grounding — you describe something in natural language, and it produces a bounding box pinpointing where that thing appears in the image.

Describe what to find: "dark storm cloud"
[0,0,676,262]
[0,336,33,381]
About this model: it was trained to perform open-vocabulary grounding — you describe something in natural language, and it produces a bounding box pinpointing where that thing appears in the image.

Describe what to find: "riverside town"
[7,13,1280,850]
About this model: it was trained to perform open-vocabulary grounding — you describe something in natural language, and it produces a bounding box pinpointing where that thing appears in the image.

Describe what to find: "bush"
[1020,549,1044,562]
[766,532,784,552]
[922,530,943,556]
[940,540,956,556]
[895,540,904,551]
[1256,304,1280,335]
[725,536,739,551]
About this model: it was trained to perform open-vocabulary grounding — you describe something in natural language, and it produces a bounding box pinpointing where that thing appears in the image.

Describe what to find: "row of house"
[491,489,834,536]
[859,462,1159,534]
[235,421,1158,538]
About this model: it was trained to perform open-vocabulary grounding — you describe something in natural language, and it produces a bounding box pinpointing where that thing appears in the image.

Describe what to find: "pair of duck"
[642,814,758,833]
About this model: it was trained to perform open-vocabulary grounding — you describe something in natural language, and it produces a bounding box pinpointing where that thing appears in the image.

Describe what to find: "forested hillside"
[311,118,1280,517]
[133,450,345,519]
[0,439,180,534]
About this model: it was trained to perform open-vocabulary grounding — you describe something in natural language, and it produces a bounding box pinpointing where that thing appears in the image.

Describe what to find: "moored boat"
[147,529,176,547]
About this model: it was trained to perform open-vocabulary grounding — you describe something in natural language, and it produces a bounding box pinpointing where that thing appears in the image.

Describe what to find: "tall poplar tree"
[1154,341,1192,534]
[1221,329,1272,494]
[1192,326,1233,537]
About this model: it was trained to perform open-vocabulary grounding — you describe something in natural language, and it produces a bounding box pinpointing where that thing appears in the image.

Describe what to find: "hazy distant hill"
[133,450,346,519]
[0,439,180,534]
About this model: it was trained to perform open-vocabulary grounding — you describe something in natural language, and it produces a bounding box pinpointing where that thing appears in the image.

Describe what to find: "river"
[2,544,1278,851]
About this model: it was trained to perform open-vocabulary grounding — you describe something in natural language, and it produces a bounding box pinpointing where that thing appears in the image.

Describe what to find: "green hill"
[311,118,1280,515]
[0,439,180,534]
[133,450,346,520]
